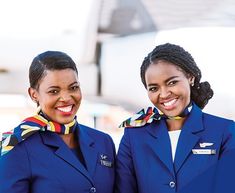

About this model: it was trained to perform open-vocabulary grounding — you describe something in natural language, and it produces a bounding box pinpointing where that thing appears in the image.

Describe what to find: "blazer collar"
[173,104,204,173]
[146,121,175,175]
[78,124,98,178]
[40,123,97,183]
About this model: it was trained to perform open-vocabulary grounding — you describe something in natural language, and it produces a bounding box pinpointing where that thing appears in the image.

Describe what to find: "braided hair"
[140,43,213,109]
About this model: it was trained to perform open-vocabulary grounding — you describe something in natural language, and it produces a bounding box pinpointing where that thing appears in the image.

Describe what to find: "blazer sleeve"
[0,143,31,193]
[213,121,235,193]
[220,120,235,156]
[115,129,138,193]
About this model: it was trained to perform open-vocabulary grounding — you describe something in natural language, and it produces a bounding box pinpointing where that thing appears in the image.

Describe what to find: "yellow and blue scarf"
[0,111,77,156]
[119,104,192,128]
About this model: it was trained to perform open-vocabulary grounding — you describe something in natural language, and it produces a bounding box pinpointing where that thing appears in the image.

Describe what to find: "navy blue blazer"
[0,124,115,193]
[115,105,235,193]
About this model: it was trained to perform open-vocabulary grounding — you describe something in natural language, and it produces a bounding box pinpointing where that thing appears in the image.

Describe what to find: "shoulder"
[121,122,155,141]
[192,104,234,125]
[0,134,31,170]
[123,124,150,133]
[202,112,234,126]
[201,112,235,139]
[202,114,235,154]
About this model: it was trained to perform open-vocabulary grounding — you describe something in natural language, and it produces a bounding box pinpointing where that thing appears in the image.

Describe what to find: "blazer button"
[90,187,96,193]
[169,181,176,188]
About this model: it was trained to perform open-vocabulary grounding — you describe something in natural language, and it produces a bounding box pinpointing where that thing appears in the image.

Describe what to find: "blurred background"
[0,0,235,147]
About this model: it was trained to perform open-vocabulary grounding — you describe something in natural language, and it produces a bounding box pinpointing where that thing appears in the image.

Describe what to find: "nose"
[58,92,72,102]
[159,87,170,98]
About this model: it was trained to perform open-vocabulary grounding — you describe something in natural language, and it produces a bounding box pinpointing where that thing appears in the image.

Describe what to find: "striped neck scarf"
[0,111,77,156]
[119,103,192,128]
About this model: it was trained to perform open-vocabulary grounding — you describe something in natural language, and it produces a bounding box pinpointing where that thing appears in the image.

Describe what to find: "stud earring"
[191,83,194,87]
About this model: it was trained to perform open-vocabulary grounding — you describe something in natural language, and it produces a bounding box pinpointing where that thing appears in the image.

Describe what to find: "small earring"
[191,83,194,87]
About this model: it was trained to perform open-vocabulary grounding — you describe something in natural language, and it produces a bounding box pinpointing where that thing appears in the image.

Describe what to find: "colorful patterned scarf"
[0,111,77,156]
[119,103,192,128]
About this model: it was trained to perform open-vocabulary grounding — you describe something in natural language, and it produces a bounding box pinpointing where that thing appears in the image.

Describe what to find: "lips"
[56,105,73,113]
[161,98,178,110]
[163,99,177,107]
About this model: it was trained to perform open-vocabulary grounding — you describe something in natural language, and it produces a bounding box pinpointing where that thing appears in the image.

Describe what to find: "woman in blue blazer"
[115,43,235,193]
[0,51,115,193]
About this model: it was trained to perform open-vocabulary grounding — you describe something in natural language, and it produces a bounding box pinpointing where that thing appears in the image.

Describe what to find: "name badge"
[192,149,216,155]
[100,160,113,167]
[99,154,113,168]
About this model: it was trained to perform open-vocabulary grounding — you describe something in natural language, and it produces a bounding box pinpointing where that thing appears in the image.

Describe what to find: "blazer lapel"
[78,124,98,178]
[41,131,93,182]
[146,121,175,175]
[174,105,204,173]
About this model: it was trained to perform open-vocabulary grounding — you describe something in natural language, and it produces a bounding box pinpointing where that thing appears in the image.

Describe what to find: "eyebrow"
[147,76,179,87]
[164,76,179,83]
[69,81,80,86]
[47,81,79,89]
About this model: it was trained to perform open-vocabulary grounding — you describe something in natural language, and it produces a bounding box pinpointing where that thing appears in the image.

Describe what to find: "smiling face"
[145,60,194,117]
[28,69,82,124]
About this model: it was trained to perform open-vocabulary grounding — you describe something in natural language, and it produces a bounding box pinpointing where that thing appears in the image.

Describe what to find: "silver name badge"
[100,160,113,167]
[100,154,113,168]
[192,149,216,155]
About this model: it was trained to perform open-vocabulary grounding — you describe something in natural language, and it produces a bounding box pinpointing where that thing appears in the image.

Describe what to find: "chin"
[56,117,74,124]
[164,109,182,117]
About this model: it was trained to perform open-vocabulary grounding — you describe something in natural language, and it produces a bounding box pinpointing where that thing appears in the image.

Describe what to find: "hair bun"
[191,81,214,109]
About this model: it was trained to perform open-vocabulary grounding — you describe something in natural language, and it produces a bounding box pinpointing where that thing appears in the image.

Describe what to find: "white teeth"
[163,99,176,107]
[57,105,72,112]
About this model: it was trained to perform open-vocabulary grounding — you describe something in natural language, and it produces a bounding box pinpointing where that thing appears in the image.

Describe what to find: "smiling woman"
[0,51,115,193]
[28,60,82,125]
[144,61,194,121]
[115,43,235,193]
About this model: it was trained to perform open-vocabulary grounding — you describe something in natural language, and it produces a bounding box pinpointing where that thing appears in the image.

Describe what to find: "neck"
[59,133,78,148]
[166,117,186,131]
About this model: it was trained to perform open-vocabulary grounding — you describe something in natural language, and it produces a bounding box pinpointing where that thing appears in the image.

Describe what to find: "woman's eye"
[148,87,158,92]
[168,80,177,86]
[70,85,80,91]
[48,90,58,94]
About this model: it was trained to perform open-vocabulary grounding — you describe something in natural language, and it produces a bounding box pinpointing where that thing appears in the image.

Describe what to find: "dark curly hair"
[140,43,213,109]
